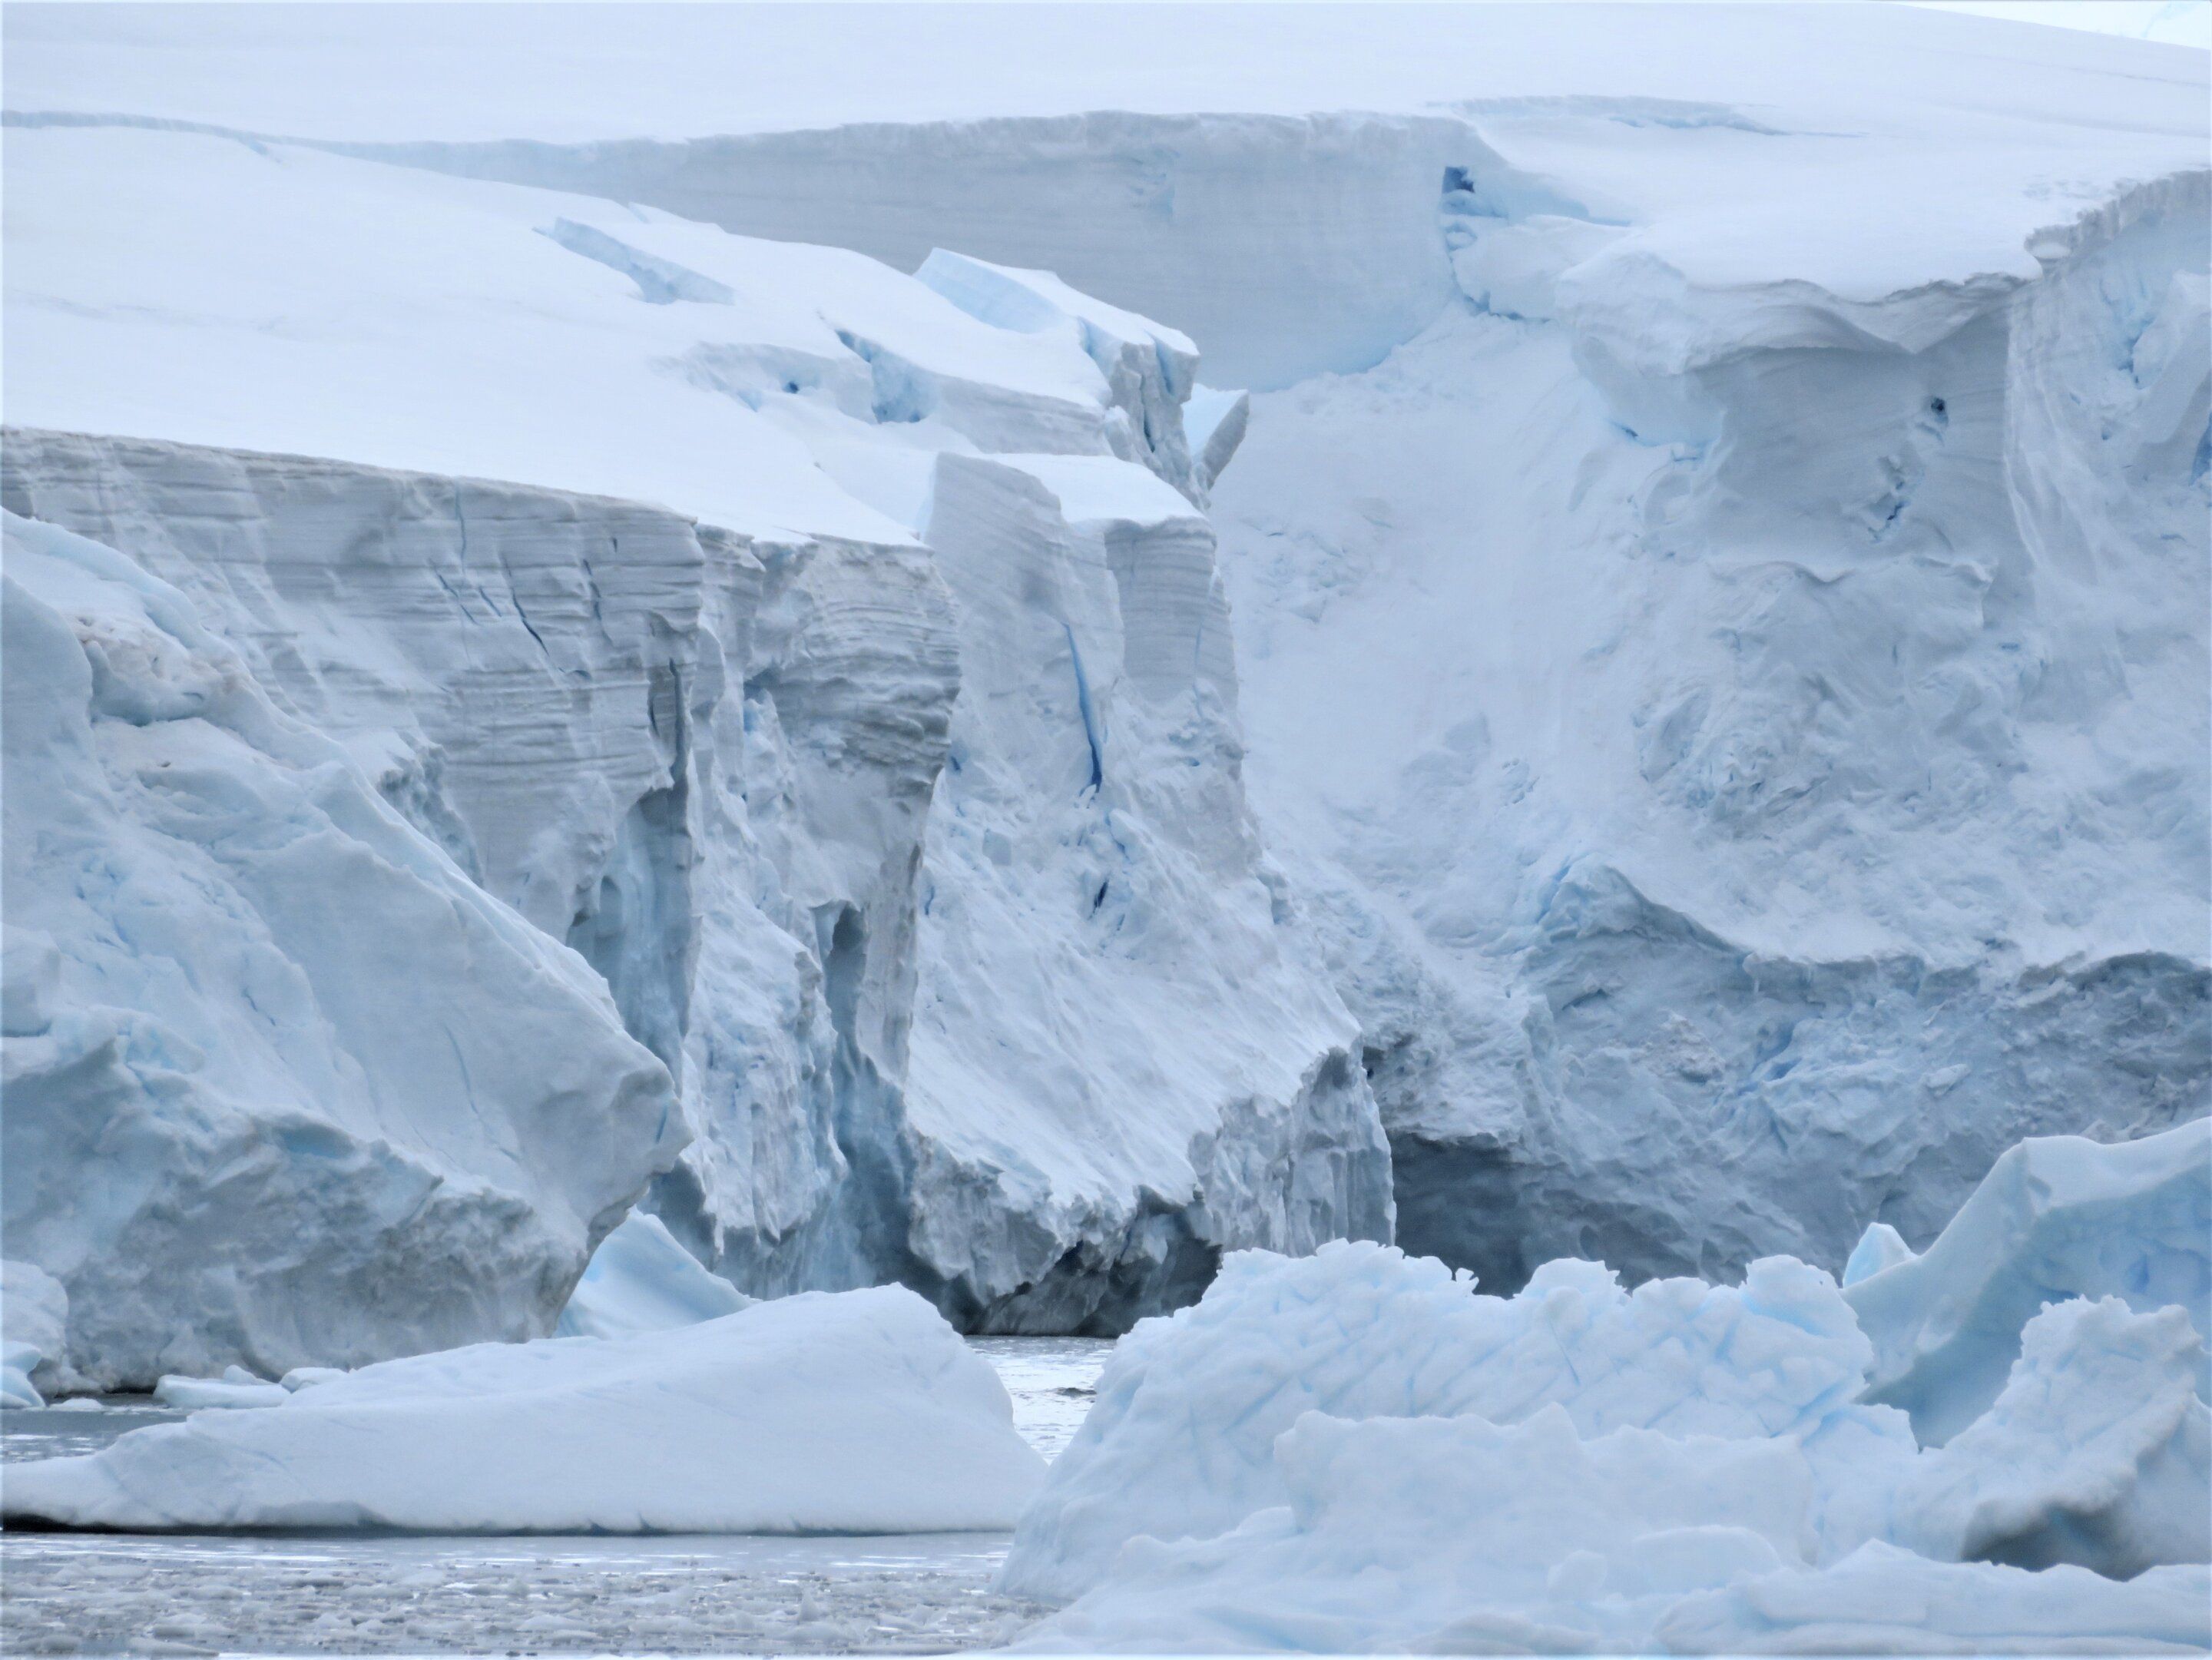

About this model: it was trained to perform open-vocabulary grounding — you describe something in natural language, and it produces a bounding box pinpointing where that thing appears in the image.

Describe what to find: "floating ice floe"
[2,1286,1043,1532]
[1006,1120,2211,1652]
[153,1368,290,1412]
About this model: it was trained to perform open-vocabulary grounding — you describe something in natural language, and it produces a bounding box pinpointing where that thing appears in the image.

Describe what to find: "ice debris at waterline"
[1,1287,1044,1532]
[0,1258,76,1407]
[1005,1118,2211,1653]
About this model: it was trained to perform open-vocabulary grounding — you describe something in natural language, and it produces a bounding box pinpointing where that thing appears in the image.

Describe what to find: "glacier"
[2,2,2205,1379]
[9,2,2195,1302]
[1,118,1382,1369]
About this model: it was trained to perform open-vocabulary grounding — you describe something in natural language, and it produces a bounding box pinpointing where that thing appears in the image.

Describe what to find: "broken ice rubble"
[1007,1118,2211,1652]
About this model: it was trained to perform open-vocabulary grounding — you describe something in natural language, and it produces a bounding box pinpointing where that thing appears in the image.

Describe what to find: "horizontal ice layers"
[1,510,678,1390]
[2,121,1382,1368]
[44,2,2195,1297]
[1005,1121,2211,1652]
[2,1287,1045,1532]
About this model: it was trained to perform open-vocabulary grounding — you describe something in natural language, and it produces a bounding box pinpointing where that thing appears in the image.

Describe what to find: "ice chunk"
[1182,384,1250,494]
[1846,1118,2211,1443]
[1015,1271,2212,1654]
[1022,1405,1816,1654]
[1,1259,75,1400]
[1899,1297,2210,1578]
[3,1287,1043,1532]
[0,1356,41,1410]
[1652,1542,2212,1656]
[1000,1241,1874,1602]
[1843,1221,1919,1287]
[556,1211,753,1340]
[154,1369,290,1411]
[919,249,1200,496]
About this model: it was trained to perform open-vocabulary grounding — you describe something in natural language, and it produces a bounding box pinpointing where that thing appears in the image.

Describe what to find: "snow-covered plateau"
[0,16,2207,1644]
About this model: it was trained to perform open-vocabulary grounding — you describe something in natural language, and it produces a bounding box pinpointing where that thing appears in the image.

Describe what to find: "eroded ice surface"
[1004,1124,2212,1653]
[2,118,1386,1369]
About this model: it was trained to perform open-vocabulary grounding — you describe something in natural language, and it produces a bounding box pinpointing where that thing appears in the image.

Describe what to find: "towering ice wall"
[147,8,2203,1290]
[2,509,680,1388]
[2,123,1386,1370]
[3,4,2204,1344]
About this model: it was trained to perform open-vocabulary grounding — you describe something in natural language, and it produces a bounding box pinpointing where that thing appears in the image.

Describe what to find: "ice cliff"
[2,511,677,1388]
[2,122,1383,1377]
[2,3,2206,1368]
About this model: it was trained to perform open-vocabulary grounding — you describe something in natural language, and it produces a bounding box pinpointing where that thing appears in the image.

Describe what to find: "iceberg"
[1897,1297,2210,1579]
[2,1286,1044,1533]
[1000,1241,1883,1602]
[1006,1109,2211,1650]
[152,1368,290,1412]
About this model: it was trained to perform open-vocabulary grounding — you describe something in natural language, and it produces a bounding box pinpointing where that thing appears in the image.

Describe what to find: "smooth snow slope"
[6,5,2202,386]
[2,123,1386,1355]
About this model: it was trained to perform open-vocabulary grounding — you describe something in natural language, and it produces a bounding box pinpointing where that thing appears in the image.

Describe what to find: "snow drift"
[1005,1120,2212,1652]
[1,509,677,1390]
[0,1286,1044,1532]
